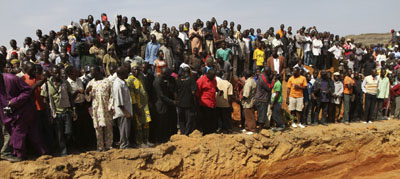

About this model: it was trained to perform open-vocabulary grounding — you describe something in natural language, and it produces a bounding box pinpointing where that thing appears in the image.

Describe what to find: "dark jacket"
[153,75,176,114]
[312,78,334,101]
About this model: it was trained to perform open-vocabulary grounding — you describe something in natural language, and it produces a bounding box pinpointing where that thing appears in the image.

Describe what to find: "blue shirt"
[145,42,160,65]
[249,34,257,51]
[304,82,313,103]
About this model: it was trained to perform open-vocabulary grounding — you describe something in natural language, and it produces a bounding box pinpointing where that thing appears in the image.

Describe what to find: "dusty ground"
[1,120,400,178]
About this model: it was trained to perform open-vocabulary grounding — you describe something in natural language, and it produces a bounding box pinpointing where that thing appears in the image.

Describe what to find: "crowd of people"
[1,13,400,162]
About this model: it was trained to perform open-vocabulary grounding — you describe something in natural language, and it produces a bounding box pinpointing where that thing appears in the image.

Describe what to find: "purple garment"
[0,73,46,157]
[320,80,329,102]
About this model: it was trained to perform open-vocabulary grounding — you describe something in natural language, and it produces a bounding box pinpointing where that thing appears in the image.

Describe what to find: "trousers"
[116,117,131,149]
[364,93,377,122]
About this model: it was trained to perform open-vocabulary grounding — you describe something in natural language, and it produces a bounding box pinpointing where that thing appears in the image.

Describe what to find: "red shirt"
[196,75,217,108]
[21,73,45,111]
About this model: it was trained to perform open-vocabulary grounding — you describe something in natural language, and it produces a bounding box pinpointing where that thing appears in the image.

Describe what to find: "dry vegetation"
[346,33,392,46]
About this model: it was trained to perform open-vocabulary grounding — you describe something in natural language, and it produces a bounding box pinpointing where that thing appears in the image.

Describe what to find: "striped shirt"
[362,75,378,95]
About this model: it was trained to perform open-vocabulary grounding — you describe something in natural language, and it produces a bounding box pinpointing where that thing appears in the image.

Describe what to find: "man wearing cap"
[126,62,153,147]
[331,72,343,123]
[343,69,355,124]
[117,25,133,58]
[96,13,108,34]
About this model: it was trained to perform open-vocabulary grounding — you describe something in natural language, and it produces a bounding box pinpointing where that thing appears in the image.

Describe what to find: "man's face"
[51,68,61,80]
[36,30,42,37]
[293,69,299,77]
[237,25,241,31]
[206,72,215,80]
[88,16,94,23]
[131,67,139,77]
[154,23,160,31]
[371,70,377,77]
[10,41,16,49]
[90,68,97,78]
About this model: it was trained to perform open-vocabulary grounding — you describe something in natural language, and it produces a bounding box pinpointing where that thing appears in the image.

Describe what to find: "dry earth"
[346,33,391,46]
[1,120,400,178]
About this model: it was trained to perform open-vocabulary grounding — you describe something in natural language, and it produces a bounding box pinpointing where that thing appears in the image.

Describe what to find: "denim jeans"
[54,112,73,156]
[304,51,313,66]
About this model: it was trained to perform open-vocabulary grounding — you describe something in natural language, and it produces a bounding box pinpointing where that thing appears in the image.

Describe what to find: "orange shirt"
[21,73,46,111]
[276,30,284,37]
[154,59,167,76]
[343,76,355,94]
[287,75,307,98]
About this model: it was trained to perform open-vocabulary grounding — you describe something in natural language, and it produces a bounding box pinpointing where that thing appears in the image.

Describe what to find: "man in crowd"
[362,69,379,123]
[41,66,73,156]
[287,67,307,128]
[255,66,273,129]
[85,66,114,151]
[0,54,46,161]
[215,70,233,133]
[197,68,217,135]
[112,67,133,149]
[153,68,177,142]
[176,67,197,135]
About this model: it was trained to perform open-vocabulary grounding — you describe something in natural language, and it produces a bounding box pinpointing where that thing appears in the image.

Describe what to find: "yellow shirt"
[287,75,307,98]
[253,48,265,66]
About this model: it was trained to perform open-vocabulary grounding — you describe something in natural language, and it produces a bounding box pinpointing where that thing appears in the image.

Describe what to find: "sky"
[0,0,399,48]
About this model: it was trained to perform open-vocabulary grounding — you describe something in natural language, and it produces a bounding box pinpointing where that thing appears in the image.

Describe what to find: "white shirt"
[304,36,312,52]
[376,54,387,67]
[178,32,189,49]
[272,38,284,55]
[67,77,85,103]
[242,38,251,54]
[112,77,133,119]
[273,58,280,74]
[312,39,323,56]
[328,46,344,59]
[107,72,117,83]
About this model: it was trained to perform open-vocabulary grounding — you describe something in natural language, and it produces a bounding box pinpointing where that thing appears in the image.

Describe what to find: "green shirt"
[271,80,282,103]
[215,48,232,61]
[41,79,72,114]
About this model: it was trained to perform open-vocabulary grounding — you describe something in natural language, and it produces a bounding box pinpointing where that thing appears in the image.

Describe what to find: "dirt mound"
[346,33,391,46]
[2,120,400,178]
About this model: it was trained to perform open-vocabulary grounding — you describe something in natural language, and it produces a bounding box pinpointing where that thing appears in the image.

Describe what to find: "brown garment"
[266,56,286,74]
[189,55,203,72]
[189,29,203,54]
[245,108,256,132]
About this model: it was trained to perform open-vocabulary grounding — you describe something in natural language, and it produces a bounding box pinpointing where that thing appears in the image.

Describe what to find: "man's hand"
[124,110,132,119]
[86,86,93,94]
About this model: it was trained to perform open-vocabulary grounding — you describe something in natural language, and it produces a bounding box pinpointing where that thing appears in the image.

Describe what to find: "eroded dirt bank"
[2,120,400,179]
